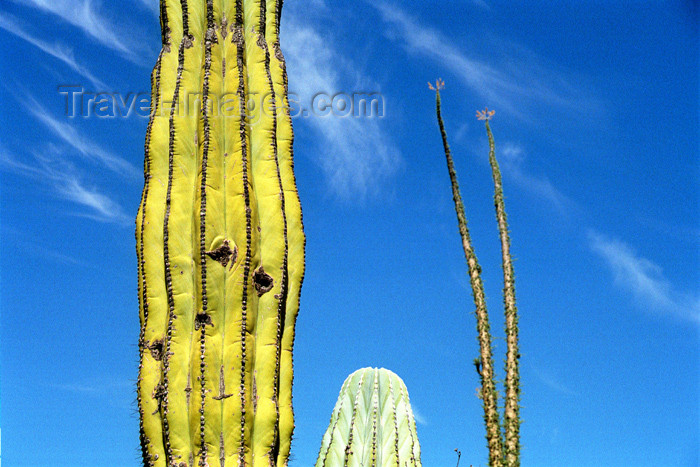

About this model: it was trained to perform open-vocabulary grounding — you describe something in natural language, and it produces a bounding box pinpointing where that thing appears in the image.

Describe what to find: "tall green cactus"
[430,80,503,465]
[135,1,305,466]
[316,368,422,467]
[430,80,522,466]
[483,115,521,466]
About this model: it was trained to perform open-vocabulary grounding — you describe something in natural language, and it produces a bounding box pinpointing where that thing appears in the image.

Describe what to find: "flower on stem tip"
[476,108,495,120]
[428,78,445,91]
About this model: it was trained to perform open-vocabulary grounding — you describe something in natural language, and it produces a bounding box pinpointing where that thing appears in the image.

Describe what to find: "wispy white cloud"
[53,378,132,394]
[137,0,159,15]
[2,87,135,224]
[0,145,131,225]
[471,0,491,10]
[371,2,595,119]
[281,11,401,198]
[50,376,134,408]
[530,365,579,397]
[2,225,88,266]
[589,231,700,325]
[496,142,573,214]
[58,177,131,224]
[11,0,142,62]
[19,93,139,178]
[0,12,107,89]
[411,404,428,425]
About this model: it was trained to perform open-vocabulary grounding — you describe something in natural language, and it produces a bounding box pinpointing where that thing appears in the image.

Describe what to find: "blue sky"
[0,1,698,466]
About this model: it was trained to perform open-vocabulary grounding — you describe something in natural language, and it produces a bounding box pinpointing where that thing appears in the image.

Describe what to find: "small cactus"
[316,368,422,467]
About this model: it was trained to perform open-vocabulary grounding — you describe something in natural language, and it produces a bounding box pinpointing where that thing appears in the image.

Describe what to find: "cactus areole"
[135,1,305,465]
[316,368,422,467]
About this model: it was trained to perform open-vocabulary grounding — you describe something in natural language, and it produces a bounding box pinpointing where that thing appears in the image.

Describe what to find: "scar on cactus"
[253,266,274,296]
[146,338,164,361]
[205,239,237,268]
[431,80,522,466]
[194,312,213,330]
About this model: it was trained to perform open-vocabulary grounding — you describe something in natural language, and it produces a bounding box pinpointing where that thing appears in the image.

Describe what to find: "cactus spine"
[316,368,422,467]
[136,1,305,466]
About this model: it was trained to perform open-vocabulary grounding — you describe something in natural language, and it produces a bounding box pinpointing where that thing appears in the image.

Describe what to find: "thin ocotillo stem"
[484,119,521,466]
[433,81,503,467]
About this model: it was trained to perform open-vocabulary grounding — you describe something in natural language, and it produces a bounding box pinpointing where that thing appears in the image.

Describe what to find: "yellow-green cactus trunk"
[135,1,305,465]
